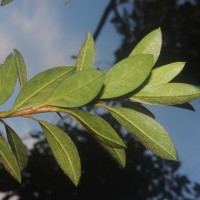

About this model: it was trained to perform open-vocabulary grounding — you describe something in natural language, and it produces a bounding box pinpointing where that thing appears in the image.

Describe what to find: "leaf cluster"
[0,28,199,186]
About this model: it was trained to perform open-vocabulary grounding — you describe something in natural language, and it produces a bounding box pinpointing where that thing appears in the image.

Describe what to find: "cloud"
[10,1,69,75]
[0,0,119,142]
[0,1,77,138]
[0,0,84,77]
[0,32,16,60]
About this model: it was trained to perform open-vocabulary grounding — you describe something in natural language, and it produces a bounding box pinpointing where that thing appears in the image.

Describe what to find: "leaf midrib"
[15,68,74,110]
[133,34,157,56]
[0,56,14,90]
[66,109,123,147]
[79,36,90,71]
[48,73,103,104]
[112,148,124,166]
[106,56,151,88]
[43,124,78,183]
[110,108,176,159]
[0,138,19,180]
[150,66,182,84]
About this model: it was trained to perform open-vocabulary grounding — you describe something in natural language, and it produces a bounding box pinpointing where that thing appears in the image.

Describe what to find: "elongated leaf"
[101,54,154,99]
[100,105,177,160]
[47,69,105,108]
[100,142,126,168]
[0,54,17,105]
[130,83,200,105]
[147,62,185,85]
[56,108,126,148]
[0,136,21,182]
[1,0,13,6]
[5,125,28,170]
[76,33,95,71]
[130,28,162,64]
[39,120,81,186]
[14,66,75,111]
[14,49,27,88]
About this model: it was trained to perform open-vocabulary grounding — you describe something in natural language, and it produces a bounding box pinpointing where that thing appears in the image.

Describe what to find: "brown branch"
[9,106,54,118]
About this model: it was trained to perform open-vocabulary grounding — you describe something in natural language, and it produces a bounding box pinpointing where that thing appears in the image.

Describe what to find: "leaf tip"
[87,32,92,37]
[16,175,22,183]
[161,146,178,161]
[155,27,162,36]
[1,0,13,6]
[169,153,178,161]
[9,168,22,183]
[120,159,126,168]
[13,48,18,53]
[73,177,81,187]
[177,61,186,68]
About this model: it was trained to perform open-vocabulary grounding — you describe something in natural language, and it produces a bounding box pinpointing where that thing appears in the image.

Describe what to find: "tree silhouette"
[0,112,200,199]
[94,0,200,84]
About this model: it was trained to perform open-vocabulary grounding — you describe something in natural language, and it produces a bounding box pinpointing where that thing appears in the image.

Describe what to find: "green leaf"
[100,142,126,168]
[39,120,81,186]
[14,66,75,111]
[100,105,177,160]
[57,108,126,149]
[1,0,13,6]
[130,28,162,64]
[101,54,154,99]
[53,108,126,167]
[147,62,185,85]
[14,49,27,88]
[5,125,28,170]
[47,69,105,108]
[75,33,95,71]
[130,83,200,105]
[0,136,21,182]
[0,53,17,105]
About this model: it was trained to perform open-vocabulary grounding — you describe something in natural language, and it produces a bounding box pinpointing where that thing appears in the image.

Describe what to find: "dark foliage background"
[1,113,200,199]
[109,0,200,84]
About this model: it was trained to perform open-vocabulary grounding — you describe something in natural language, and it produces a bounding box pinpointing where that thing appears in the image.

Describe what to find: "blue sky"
[0,0,200,184]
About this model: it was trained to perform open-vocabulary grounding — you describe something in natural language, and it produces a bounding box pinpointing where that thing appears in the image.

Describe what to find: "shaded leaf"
[0,136,21,182]
[14,66,75,111]
[39,120,81,186]
[47,69,105,108]
[5,125,28,170]
[130,28,162,64]
[1,0,13,6]
[14,49,27,88]
[0,53,17,105]
[100,105,177,160]
[120,101,155,118]
[101,54,154,99]
[76,33,95,71]
[170,103,195,111]
[56,108,126,148]
[131,83,200,105]
[99,142,126,168]
[147,62,185,85]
